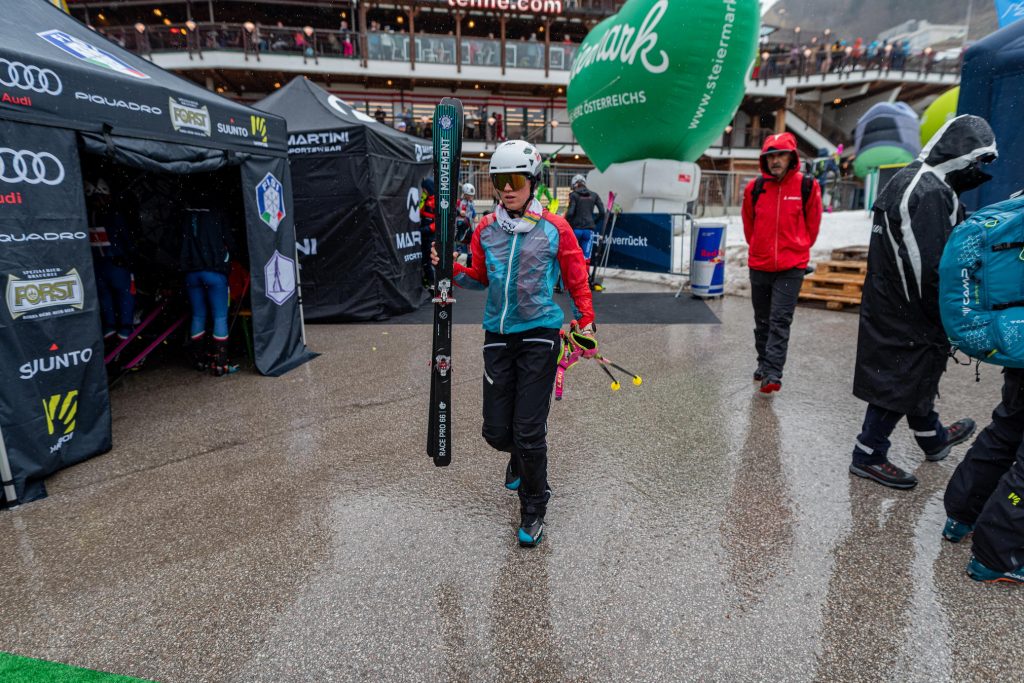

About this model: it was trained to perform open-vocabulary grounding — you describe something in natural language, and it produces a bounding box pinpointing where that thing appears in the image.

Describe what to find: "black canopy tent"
[0,1,314,506]
[255,77,432,322]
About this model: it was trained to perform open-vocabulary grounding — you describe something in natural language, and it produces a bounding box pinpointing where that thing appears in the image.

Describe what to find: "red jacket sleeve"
[547,210,595,327]
[453,214,490,287]
[742,180,756,244]
[803,174,823,246]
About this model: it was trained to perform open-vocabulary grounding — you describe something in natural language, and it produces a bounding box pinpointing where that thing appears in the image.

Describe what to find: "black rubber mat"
[368,288,721,325]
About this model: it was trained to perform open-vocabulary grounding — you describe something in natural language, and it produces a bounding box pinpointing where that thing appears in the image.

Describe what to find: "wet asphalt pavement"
[2,279,1023,682]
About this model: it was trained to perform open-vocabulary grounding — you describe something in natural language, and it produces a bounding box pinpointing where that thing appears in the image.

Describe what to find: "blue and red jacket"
[454,208,594,334]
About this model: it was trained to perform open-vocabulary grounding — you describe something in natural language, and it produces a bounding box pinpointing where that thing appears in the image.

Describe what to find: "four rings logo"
[6,268,84,320]
[0,148,65,186]
[169,97,211,137]
[0,59,62,95]
[42,390,78,454]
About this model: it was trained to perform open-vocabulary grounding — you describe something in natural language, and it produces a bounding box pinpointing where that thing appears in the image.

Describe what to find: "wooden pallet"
[831,245,870,261]
[799,258,867,310]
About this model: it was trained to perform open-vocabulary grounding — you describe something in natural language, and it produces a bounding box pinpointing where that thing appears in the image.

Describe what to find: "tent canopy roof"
[0,1,287,155]
[255,77,435,163]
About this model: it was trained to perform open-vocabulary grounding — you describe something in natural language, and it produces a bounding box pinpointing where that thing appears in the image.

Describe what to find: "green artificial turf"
[0,652,153,682]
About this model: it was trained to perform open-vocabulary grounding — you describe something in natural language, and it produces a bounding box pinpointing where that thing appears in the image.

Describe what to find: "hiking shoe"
[849,461,918,489]
[504,460,520,491]
[943,516,974,543]
[759,376,781,394]
[517,516,545,547]
[924,418,976,462]
[966,555,1024,584]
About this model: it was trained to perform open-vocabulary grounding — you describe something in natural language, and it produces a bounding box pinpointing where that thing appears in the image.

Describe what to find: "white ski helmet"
[489,139,543,178]
[462,182,476,196]
[571,174,587,188]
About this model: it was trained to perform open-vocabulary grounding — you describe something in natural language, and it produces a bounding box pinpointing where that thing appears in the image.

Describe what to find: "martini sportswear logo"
[6,268,84,320]
[256,173,285,231]
[37,30,149,79]
[264,251,296,305]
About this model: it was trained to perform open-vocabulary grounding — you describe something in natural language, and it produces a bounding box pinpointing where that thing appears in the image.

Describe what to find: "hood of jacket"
[759,132,800,177]
[919,114,997,182]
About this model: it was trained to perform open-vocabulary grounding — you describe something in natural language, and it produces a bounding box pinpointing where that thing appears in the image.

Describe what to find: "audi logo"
[0,149,66,186]
[0,59,62,95]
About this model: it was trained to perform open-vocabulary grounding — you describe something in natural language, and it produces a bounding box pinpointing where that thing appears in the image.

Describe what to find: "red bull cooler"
[689,223,726,298]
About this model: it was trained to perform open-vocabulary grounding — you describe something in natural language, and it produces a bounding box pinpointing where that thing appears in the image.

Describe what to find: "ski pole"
[595,354,643,386]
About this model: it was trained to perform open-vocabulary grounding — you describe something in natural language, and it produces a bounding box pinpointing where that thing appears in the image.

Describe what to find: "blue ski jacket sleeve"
[454,209,594,333]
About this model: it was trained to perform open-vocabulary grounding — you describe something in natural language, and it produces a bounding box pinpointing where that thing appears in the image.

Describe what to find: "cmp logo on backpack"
[255,172,286,231]
[264,250,296,305]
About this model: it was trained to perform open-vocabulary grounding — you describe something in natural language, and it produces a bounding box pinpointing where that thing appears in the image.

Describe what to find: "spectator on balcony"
[342,35,354,58]
[563,34,573,44]
[270,22,290,51]
[494,112,505,141]
[374,107,387,125]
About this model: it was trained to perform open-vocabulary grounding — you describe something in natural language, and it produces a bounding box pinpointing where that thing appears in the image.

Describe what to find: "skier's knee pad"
[482,423,513,452]
[512,421,547,453]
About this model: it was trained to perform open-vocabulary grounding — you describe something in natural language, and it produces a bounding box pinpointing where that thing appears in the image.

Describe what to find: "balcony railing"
[752,49,962,84]
[103,22,578,71]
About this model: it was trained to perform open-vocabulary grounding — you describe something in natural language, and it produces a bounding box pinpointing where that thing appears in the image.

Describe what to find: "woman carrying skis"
[431,139,594,547]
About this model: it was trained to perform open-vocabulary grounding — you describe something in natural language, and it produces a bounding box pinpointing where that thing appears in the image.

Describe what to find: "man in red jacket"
[742,132,822,394]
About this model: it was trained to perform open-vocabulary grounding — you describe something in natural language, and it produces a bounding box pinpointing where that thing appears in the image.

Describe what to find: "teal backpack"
[939,193,1024,367]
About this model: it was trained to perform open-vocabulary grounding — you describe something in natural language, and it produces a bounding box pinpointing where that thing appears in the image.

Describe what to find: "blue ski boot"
[966,555,1024,584]
[942,517,974,543]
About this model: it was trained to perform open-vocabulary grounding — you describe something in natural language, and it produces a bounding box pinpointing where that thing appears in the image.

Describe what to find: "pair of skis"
[589,191,618,291]
[427,98,464,467]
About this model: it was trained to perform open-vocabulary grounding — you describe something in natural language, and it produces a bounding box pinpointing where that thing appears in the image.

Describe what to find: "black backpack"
[751,174,816,217]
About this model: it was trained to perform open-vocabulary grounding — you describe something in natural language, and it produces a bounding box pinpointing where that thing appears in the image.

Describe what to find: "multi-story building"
[66,0,623,166]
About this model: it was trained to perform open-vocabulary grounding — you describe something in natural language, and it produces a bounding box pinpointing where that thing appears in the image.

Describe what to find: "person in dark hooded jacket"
[564,174,606,262]
[849,115,997,489]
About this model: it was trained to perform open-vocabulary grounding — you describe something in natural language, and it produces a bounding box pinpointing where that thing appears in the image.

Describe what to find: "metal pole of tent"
[0,426,18,506]
[294,242,308,348]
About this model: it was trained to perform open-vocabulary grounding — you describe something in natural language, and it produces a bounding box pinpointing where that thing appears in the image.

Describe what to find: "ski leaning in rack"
[426,97,464,467]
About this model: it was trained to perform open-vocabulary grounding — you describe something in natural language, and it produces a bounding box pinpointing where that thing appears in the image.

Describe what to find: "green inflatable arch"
[567,0,759,171]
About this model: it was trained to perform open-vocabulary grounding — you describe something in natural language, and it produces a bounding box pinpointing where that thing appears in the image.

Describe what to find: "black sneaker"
[753,367,764,382]
[849,461,919,489]
[504,459,521,491]
[759,376,781,394]
[518,516,545,547]
[924,418,976,462]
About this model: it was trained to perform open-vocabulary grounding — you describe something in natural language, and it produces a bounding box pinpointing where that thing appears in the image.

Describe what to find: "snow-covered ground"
[602,210,873,297]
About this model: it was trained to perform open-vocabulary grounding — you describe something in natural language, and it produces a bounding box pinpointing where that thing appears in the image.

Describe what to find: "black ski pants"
[852,404,947,466]
[945,369,1024,571]
[749,267,804,379]
[481,327,560,519]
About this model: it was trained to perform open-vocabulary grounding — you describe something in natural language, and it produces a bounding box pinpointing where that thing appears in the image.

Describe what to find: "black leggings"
[481,327,561,517]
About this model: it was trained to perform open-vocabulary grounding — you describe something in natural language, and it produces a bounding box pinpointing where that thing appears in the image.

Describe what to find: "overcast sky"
[761,0,780,14]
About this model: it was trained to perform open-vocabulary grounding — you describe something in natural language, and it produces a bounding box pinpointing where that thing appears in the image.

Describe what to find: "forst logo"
[255,173,285,231]
[169,97,211,136]
[6,268,84,320]
[42,390,78,453]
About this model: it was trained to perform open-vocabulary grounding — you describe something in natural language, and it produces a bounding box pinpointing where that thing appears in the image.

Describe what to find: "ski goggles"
[490,173,530,191]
